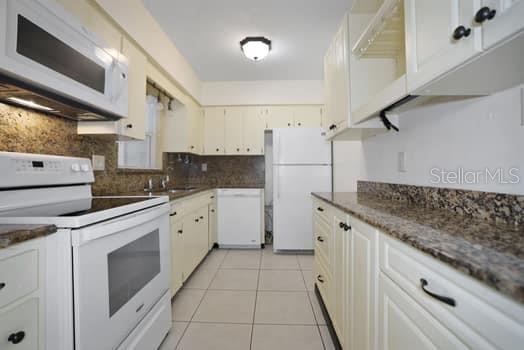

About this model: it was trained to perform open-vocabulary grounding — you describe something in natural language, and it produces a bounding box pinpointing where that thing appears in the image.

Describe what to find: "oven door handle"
[72,203,170,246]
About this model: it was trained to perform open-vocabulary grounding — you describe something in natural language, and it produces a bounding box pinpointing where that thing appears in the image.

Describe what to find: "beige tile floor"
[159,247,335,350]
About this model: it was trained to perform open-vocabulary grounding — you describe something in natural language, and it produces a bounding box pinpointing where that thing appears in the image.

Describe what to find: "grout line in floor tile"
[249,248,263,350]
[302,263,327,350]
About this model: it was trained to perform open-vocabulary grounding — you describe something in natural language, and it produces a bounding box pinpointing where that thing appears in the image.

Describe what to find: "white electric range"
[0,152,172,350]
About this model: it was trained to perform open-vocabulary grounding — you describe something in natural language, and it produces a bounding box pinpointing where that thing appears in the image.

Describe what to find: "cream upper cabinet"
[323,19,351,136]
[203,107,225,155]
[163,102,202,154]
[405,0,483,93]
[119,37,147,140]
[187,105,203,154]
[479,0,524,49]
[267,106,295,128]
[293,106,323,128]
[243,107,266,155]
[224,107,244,154]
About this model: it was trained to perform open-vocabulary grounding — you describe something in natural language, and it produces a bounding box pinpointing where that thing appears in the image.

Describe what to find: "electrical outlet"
[398,151,406,173]
[92,155,105,171]
[201,163,207,172]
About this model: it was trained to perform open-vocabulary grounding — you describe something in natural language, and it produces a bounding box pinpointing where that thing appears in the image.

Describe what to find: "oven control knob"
[81,164,90,172]
[71,164,81,172]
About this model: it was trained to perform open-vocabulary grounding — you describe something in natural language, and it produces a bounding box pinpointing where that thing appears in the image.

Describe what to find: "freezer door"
[273,128,331,165]
[273,165,332,250]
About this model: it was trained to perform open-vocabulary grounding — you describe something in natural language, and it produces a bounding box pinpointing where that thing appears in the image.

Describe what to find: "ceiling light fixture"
[6,97,54,111]
[240,36,271,61]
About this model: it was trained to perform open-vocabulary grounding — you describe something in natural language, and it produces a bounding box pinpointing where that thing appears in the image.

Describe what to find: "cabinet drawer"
[312,198,330,224]
[0,298,39,350]
[314,215,331,264]
[314,256,331,310]
[0,250,38,309]
[380,234,524,349]
[169,201,186,221]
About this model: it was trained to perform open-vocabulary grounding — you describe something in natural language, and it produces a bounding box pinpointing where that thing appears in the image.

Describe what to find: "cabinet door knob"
[339,222,345,229]
[420,278,456,307]
[298,122,302,126]
[317,236,324,242]
[344,224,351,232]
[316,207,324,212]
[178,230,183,234]
[126,124,133,129]
[475,6,496,23]
[287,122,291,126]
[237,148,240,152]
[211,209,215,213]
[190,145,195,149]
[200,216,204,219]
[195,219,199,222]
[0,282,5,290]
[216,148,220,152]
[169,211,177,217]
[452,25,471,40]
[8,331,25,344]
[246,148,250,152]
[316,275,325,283]
[329,124,336,130]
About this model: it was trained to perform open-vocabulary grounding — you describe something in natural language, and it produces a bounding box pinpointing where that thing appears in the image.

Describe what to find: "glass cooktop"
[60,197,159,216]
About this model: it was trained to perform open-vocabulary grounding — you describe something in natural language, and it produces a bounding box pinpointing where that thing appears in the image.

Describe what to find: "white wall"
[201,80,324,106]
[333,141,362,192]
[334,85,524,195]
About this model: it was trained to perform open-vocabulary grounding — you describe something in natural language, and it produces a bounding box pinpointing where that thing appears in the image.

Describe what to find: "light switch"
[201,163,207,172]
[92,155,105,171]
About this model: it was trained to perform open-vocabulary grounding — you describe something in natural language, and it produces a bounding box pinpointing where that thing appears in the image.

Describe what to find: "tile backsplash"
[0,103,264,193]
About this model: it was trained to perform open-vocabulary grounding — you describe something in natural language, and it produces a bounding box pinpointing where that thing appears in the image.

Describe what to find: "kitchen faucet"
[161,175,170,190]
[144,178,154,192]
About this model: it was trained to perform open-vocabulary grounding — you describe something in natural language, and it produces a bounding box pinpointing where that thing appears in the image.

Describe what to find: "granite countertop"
[312,192,524,304]
[0,224,57,249]
[121,184,264,202]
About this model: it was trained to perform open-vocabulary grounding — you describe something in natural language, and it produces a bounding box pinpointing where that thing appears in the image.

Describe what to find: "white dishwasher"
[217,188,264,248]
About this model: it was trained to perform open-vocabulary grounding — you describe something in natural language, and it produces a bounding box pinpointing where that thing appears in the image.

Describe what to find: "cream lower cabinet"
[170,192,214,297]
[312,197,524,350]
[208,203,217,250]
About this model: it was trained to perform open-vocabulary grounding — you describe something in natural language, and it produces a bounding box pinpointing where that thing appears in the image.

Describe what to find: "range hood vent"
[0,73,121,121]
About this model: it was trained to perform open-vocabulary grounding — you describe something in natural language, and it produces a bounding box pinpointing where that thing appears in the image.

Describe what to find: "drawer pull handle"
[0,282,5,290]
[169,211,177,217]
[317,236,324,242]
[317,275,325,283]
[316,207,324,212]
[420,279,456,307]
[8,331,25,344]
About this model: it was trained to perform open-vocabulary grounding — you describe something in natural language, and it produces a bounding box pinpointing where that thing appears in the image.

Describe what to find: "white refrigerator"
[271,128,332,251]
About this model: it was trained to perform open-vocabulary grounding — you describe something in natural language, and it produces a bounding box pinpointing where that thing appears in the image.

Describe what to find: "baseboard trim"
[314,285,343,350]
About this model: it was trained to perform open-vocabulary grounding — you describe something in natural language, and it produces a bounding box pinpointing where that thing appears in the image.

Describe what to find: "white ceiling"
[141,0,352,81]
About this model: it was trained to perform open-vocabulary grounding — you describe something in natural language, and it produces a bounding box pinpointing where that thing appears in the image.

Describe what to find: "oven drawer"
[0,250,38,309]
[380,234,524,349]
[0,298,39,350]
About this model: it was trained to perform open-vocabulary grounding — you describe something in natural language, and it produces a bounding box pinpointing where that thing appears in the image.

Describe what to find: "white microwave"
[0,0,128,121]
